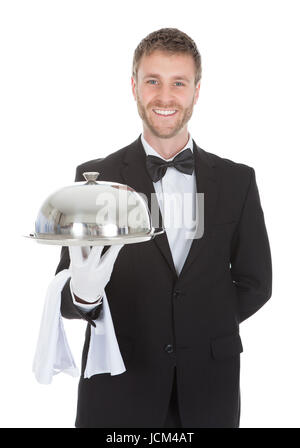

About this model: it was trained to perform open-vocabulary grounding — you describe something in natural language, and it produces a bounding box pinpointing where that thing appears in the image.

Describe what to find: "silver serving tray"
[24,227,165,246]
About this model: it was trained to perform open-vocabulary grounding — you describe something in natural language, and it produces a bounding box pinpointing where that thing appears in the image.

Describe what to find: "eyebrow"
[143,73,191,82]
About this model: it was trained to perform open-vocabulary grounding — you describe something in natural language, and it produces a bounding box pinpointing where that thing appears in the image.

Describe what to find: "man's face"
[131,50,200,139]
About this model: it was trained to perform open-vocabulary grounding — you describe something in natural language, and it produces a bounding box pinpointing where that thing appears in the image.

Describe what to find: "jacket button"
[164,344,174,353]
[173,290,181,298]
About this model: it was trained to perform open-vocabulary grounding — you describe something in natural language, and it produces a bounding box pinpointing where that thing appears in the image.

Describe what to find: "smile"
[152,109,178,117]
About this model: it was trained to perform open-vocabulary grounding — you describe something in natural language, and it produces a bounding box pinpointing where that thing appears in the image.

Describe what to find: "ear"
[131,76,137,101]
[194,81,201,105]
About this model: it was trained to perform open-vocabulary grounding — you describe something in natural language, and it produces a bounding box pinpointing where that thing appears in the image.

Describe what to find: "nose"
[155,84,175,106]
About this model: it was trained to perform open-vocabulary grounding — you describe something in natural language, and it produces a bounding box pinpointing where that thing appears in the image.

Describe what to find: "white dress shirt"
[141,132,196,275]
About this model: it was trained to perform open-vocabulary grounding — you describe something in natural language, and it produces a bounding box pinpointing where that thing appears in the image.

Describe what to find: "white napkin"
[32,268,126,384]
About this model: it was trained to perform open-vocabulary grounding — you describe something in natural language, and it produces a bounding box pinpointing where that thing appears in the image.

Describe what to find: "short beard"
[136,92,195,139]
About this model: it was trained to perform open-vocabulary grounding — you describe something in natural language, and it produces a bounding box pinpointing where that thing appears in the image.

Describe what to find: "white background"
[0,0,299,428]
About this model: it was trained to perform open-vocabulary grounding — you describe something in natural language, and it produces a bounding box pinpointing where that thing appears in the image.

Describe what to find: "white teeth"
[153,109,176,116]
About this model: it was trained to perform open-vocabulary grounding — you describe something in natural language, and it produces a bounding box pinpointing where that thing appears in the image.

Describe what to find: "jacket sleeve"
[230,167,272,323]
[55,163,103,327]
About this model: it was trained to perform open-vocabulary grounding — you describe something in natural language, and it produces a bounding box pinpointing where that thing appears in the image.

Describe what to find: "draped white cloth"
[32,268,125,384]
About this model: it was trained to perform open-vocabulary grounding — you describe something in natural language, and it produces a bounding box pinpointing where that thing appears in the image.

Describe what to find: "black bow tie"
[146,148,194,182]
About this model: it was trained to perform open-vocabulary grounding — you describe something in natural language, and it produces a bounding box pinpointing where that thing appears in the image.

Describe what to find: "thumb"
[69,246,84,265]
[98,244,124,269]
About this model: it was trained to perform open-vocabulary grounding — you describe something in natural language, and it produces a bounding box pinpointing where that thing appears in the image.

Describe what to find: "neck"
[143,126,190,160]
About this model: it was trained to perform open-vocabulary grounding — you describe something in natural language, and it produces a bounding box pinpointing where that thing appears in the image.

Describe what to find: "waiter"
[55,27,272,428]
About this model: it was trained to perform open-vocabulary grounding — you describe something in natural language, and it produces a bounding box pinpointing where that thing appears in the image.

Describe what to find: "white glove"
[69,245,124,303]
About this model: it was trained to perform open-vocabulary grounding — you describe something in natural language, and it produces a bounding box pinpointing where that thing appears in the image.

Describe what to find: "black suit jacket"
[55,134,272,428]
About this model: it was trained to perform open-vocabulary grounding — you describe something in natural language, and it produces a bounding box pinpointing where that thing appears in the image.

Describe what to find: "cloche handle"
[83,172,100,184]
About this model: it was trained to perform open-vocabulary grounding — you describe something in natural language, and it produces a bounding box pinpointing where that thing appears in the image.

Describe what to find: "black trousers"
[163,367,182,428]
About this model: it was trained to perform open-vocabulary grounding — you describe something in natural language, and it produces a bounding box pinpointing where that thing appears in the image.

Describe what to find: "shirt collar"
[141,132,193,160]
[141,132,194,182]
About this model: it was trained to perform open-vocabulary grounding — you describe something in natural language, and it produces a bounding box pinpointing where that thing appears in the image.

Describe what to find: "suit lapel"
[121,134,177,276]
[178,139,219,278]
[120,134,219,279]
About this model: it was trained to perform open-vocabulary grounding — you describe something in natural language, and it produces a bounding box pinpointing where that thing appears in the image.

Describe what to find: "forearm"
[230,167,272,323]
[73,294,102,305]
[55,246,103,323]
[60,277,103,326]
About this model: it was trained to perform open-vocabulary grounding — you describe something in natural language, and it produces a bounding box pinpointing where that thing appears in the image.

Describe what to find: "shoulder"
[206,148,253,172]
[200,146,254,185]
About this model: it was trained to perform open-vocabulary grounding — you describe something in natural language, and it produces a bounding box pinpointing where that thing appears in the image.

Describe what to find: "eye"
[146,80,185,86]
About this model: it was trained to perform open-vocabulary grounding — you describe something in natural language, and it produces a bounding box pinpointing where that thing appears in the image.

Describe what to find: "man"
[55,28,272,428]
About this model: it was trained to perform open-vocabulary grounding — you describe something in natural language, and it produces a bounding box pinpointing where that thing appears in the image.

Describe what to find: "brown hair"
[132,28,202,87]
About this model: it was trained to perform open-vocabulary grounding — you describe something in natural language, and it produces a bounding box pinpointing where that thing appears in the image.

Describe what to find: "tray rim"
[23,228,165,246]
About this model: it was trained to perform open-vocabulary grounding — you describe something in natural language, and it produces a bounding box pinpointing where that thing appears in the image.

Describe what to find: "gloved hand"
[69,244,124,303]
